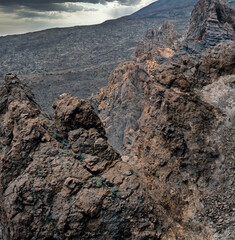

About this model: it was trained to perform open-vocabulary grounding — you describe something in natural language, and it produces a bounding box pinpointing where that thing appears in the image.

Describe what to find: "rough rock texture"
[95,62,150,154]
[97,0,235,154]
[187,0,235,42]
[0,74,163,240]
[95,0,235,239]
[95,22,179,154]
[185,0,235,52]
[127,42,235,239]
[97,43,235,240]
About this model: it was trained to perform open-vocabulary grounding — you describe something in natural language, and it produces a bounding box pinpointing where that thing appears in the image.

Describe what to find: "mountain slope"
[134,0,234,16]
[0,0,210,112]
[133,0,198,16]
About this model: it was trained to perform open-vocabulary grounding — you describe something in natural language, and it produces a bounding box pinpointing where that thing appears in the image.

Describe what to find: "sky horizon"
[0,0,157,36]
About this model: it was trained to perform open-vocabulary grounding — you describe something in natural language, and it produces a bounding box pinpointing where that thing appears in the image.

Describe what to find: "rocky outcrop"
[0,73,50,192]
[185,0,235,50]
[95,0,235,239]
[97,42,235,240]
[127,42,235,239]
[95,22,179,154]
[97,0,235,154]
[95,62,150,154]
[134,21,178,63]
[0,0,235,239]
[0,74,163,240]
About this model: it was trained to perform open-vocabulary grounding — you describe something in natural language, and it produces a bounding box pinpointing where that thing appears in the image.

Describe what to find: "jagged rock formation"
[134,21,178,63]
[95,22,180,154]
[0,74,163,239]
[96,62,150,154]
[128,42,235,239]
[95,0,235,239]
[97,0,235,154]
[186,0,235,45]
[4,72,232,239]
[183,0,235,54]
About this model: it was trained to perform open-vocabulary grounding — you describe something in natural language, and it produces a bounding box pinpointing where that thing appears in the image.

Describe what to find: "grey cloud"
[15,11,61,19]
[0,0,147,36]
[13,4,98,20]
[0,0,142,12]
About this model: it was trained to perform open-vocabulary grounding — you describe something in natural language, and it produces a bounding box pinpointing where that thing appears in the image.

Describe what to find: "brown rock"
[94,1,235,238]
[0,75,161,240]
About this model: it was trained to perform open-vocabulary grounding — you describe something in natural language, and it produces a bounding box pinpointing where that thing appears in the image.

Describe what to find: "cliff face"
[182,0,235,55]
[96,0,235,239]
[186,0,235,44]
[128,42,235,239]
[95,62,149,154]
[96,22,179,154]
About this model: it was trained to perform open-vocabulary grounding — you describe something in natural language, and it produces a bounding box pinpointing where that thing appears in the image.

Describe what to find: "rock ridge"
[95,0,235,239]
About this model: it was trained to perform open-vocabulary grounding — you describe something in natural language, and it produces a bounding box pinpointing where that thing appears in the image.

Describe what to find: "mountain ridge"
[133,0,198,16]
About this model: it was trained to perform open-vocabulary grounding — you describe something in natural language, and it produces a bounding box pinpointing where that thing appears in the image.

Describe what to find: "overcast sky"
[0,0,156,36]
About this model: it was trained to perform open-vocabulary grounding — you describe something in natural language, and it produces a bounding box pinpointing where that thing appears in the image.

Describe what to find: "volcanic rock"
[0,0,235,239]
[95,62,150,154]
[0,75,162,240]
[134,21,178,62]
[95,0,235,239]
[185,0,235,51]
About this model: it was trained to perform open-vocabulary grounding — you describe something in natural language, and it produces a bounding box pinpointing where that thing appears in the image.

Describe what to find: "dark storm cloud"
[0,0,142,12]
[13,4,98,19]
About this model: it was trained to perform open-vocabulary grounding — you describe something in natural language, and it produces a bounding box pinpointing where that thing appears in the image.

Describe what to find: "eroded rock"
[0,75,162,240]
[95,0,235,239]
